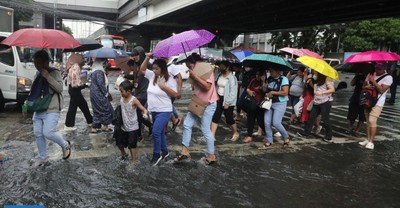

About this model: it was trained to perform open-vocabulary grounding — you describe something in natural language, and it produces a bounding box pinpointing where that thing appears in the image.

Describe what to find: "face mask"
[313,75,318,80]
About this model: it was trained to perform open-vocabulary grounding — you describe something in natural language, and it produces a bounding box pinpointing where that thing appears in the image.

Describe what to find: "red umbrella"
[0,28,80,49]
[344,50,400,63]
[114,57,131,73]
[299,49,323,59]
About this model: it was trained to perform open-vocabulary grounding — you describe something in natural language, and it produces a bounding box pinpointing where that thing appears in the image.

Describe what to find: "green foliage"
[344,18,400,52]
[13,0,34,30]
[63,24,73,36]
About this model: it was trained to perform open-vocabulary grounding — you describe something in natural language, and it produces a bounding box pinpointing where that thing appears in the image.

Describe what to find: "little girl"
[114,80,148,166]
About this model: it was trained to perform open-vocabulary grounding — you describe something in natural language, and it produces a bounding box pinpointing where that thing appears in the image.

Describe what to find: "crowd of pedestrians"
[27,48,396,167]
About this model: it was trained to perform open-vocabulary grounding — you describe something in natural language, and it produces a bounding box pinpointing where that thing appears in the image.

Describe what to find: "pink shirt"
[193,73,218,104]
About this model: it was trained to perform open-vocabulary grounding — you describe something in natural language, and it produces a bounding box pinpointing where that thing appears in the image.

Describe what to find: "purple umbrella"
[152,29,215,58]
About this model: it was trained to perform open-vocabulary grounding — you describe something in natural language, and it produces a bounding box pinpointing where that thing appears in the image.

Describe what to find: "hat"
[375,62,387,69]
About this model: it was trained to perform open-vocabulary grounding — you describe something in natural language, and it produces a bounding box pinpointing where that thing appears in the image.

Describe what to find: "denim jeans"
[151,112,172,156]
[172,106,179,118]
[33,112,68,160]
[182,102,217,155]
[264,101,289,143]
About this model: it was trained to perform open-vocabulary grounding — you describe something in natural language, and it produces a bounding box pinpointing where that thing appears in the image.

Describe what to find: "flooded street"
[1,71,400,207]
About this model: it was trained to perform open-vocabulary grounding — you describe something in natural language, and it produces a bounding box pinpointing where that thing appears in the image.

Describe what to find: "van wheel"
[0,91,5,112]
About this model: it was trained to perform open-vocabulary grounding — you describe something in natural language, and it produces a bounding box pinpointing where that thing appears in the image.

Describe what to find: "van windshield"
[16,47,53,63]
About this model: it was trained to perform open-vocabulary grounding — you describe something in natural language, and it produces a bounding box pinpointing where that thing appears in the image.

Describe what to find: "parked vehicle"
[0,32,38,111]
[324,58,341,67]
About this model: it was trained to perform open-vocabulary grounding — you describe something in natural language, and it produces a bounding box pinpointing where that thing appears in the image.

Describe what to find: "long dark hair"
[316,73,327,86]
[152,59,169,85]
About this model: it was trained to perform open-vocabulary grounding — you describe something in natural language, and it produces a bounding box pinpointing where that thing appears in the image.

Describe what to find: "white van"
[0,32,37,111]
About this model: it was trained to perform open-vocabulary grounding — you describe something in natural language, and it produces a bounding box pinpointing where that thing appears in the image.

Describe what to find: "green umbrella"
[242,54,293,71]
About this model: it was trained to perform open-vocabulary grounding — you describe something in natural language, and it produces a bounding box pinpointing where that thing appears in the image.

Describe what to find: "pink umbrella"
[0,28,80,49]
[299,49,323,59]
[152,29,215,58]
[279,47,303,57]
[344,50,400,63]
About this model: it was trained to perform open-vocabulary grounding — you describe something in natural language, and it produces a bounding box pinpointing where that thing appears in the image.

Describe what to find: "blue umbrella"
[231,50,254,61]
[84,47,128,59]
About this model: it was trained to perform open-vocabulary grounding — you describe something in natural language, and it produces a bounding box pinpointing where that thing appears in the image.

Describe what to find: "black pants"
[246,107,265,136]
[65,86,93,127]
[390,76,398,102]
[212,96,235,125]
[304,101,332,139]
[236,89,247,114]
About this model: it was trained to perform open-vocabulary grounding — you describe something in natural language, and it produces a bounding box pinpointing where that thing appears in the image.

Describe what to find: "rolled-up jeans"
[182,102,217,155]
[264,101,289,144]
[33,112,68,160]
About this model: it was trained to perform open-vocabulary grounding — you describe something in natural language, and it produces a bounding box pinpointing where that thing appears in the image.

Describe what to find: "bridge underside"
[130,0,400,39]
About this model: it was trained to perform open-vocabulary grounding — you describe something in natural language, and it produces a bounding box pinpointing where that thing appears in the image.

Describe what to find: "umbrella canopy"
[199,48,239,63]
[300,49,323,59]
[84,47,128,59]
[231,50,254,61]
[242,53,293,71]
[152,29,215,58]
[297,56,339,80]
[344,50,400,63]
[63,38,103,52]
[334,62,374,73]
[0,28,80,49]
[279,47,303,57]
[114,57,131,73]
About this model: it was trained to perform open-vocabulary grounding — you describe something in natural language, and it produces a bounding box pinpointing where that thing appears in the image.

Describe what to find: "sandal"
[243,137,253,143]
[90,128,101,134]
[204,158,216,165]
[62,140,71,160]
[230,134,240,142]
[283,141,289,148]
[102,128,113,133]
[258,142,272,150]
[174,154,190,162]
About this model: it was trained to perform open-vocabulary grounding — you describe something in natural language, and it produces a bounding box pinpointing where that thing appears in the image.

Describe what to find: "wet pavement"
[1,70,400,207]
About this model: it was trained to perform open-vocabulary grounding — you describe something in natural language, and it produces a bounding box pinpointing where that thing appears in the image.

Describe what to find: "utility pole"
[53,0,57,62]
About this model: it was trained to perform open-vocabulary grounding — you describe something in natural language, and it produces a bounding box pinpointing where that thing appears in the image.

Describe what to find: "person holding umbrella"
[358,62,393,150]
[259,67,291,148]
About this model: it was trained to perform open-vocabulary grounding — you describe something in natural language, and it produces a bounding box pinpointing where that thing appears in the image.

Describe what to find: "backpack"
[359,74,389,109]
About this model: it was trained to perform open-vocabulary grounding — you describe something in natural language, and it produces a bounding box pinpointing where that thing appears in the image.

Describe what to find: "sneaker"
[365,142,374,150]
[161,152,169,161]
[358,140,368,146]
[31,158,49,167]
[313,126,322,135]
[151,154,162,166]
[273,132,281,137]
[64,125,77,131]
[322,138,333,143]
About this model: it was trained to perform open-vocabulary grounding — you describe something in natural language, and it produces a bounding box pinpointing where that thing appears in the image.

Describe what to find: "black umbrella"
[63,38,103,52]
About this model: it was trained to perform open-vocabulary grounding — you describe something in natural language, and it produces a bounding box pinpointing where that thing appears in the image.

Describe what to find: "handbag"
[188,95,208,118]
[294,98,304,117]
[306,100,314,111]
[244,95,258,112]
[27,93,53,112]
[259,97,272,110]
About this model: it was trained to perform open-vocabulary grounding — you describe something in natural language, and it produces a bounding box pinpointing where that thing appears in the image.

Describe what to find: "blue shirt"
[268,76,289,102]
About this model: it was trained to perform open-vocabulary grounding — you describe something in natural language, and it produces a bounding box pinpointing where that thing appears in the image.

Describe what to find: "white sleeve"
[144,69,154,80]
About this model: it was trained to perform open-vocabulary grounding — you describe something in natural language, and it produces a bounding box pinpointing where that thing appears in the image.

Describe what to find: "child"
[114,80,148,166]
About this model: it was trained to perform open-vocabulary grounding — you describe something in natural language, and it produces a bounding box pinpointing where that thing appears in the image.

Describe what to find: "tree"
[13,0,34,30]
[343,18,400,52]
[62,24,73,36]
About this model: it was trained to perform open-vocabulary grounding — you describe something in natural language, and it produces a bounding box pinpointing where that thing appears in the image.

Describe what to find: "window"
[0,45,14,66]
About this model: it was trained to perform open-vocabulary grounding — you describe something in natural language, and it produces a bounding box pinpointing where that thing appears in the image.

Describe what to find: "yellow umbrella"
[296,56,339,80]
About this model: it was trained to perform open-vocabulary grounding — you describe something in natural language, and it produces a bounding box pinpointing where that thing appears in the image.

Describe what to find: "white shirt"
[217,75,228,96]
[366,73,393,107]
[168,64,180,92]
[145,69,176,112]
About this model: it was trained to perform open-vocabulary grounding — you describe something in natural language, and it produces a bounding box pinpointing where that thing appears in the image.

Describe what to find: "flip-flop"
[204,158,216,165]
[173,154,190,162]
[62,140,71,160]
[258,143,272,150]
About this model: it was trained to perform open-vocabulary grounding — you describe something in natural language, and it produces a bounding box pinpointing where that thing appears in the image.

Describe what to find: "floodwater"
[1,71,400,207]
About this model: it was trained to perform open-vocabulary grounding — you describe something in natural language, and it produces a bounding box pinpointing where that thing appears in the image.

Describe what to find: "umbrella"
[84,47,128,59]
[242,53,293,71]
[344,50,400,63]
[279,47,303,57]
[297,56,339,80]
[300,49,323,59]
[334,62,374,73]
[231,50,254,61]
[152,29,215,58]
[63,38,103,52]
[0,28,80,49]
[114,57,131,73]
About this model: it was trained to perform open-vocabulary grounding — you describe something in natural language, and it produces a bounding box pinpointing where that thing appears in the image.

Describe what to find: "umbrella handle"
[181,42,188,58]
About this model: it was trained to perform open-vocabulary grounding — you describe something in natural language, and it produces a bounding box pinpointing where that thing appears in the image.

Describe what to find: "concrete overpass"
[2,0,400,49]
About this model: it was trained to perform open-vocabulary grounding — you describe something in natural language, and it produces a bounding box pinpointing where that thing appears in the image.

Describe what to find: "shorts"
[347,101,366,122]
[116,129,140,149]
[365,105,382,128]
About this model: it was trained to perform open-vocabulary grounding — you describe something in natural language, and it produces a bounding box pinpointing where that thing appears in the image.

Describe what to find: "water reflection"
[1,140,400,207]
